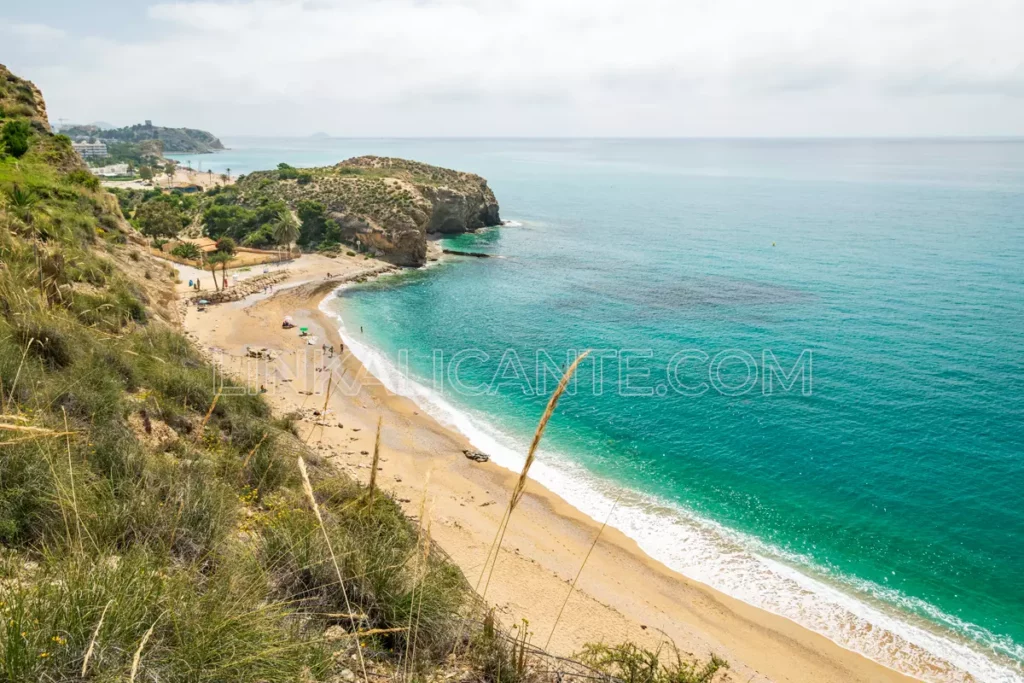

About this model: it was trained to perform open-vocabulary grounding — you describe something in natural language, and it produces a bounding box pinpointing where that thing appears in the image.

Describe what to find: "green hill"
[229,156,501,265]
[60,121,225,154]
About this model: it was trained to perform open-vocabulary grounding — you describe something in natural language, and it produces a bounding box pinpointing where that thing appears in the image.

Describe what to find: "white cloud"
[12,0,1024,135]
[3,22,67,40]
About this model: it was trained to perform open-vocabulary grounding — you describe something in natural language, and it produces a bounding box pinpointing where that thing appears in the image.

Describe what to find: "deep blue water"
[176,138,1024,681]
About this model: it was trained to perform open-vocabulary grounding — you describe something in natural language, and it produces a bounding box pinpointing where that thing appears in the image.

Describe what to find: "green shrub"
[65,168,100,190]
[2,119,31,158]
[135,199,181,238]
[12,319,74,369]
[170,240,202,260]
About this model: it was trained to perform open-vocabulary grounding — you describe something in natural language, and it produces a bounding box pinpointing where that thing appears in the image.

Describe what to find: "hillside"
[61,121,225,154]
[231,156,501,265]
[0,62,479,682]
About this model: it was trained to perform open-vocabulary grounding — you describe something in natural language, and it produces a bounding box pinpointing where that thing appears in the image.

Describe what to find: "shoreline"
[180,252,948,683]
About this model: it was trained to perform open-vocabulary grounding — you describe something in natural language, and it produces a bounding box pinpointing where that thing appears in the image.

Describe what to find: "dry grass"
[80,599,112,677]
[368,415,383,502]
[129,615,161,683]
[195,389,222,440]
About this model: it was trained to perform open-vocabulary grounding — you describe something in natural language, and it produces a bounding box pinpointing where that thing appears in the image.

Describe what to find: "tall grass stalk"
[129,613,161,683]
[62,407,84,550]
[196,389,222,441]
[476,351,589,601]
[81,599,112,676]
[409,517,432,674]
[543,493,621,650]
[7,337,35,413]
[403,471,432,681]
[240,431,268,473]
[297,455,370,683]
[367,415,382,502]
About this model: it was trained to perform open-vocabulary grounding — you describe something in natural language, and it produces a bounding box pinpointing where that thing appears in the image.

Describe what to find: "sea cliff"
[233,155,501,265]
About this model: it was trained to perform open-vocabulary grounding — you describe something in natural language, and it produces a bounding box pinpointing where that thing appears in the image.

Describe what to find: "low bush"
[65,168,100,190]
[1,119,31,158]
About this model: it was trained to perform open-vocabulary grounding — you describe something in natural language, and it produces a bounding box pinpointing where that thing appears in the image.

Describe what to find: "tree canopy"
[215,236,237,255]
[135,199,182,239]
[272,211,299,248]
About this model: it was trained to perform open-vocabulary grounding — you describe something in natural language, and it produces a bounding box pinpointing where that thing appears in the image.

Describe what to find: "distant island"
[60,120,225,154]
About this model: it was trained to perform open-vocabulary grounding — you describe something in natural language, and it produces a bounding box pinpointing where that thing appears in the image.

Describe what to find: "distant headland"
[59,120,225,155]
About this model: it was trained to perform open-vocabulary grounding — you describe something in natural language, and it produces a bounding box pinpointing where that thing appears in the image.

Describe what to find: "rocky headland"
[233,155,501,266]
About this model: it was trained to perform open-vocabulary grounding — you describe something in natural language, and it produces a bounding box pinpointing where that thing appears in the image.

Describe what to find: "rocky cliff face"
[0,64,52,134]
[234,156,501,266]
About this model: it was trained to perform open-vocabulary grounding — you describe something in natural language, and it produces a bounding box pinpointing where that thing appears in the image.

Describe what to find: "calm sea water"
[175,138,1024,681]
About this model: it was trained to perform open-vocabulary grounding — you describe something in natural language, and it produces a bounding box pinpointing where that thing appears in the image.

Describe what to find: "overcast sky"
[3,0,1024,137]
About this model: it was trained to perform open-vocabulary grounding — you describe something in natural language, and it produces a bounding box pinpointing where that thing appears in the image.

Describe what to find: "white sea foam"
[319,291,1024,683]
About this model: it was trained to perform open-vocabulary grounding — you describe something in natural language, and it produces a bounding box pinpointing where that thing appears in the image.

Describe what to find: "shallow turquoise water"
[180,139,1024,680]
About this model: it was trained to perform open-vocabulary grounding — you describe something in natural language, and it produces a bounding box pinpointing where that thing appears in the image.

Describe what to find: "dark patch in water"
[553,275,810,312]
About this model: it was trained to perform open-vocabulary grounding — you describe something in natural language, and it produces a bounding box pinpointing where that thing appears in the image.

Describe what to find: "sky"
[3,0,1024,137]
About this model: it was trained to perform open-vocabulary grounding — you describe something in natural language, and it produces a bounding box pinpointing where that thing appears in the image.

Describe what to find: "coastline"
[179,252,928,683]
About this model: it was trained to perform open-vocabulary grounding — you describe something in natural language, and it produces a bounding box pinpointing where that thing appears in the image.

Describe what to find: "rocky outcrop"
[233,156,501,267]
[0,63,53,134]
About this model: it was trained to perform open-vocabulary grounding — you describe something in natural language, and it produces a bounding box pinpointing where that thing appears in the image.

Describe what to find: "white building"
[72,140,108,158]
[90,163,130,177]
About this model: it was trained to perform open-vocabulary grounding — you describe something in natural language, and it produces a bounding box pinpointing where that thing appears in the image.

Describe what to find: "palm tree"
[171,240,202,261]
[205,251,230,291]
[7,184,38,223]
[214,238,237,287]
[272,212,299,262]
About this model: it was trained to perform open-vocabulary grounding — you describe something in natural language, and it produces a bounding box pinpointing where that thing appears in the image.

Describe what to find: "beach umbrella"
[299,327,308,333]
[199,300,209,304]
[283,315,294,323]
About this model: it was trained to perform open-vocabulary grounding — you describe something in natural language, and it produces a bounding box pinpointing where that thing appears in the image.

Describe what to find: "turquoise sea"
[172,138,1024,681]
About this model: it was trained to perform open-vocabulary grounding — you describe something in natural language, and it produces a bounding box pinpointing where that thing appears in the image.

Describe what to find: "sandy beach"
[174,252,924,683]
